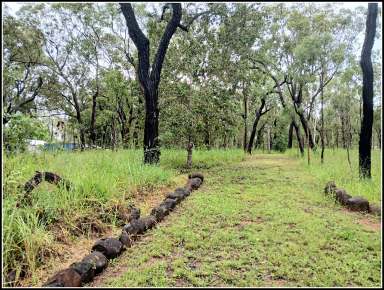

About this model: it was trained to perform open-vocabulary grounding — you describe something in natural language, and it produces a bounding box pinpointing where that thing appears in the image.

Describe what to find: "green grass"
[99,153,381,287]
[287,148,381,204]
[2,148,245,285]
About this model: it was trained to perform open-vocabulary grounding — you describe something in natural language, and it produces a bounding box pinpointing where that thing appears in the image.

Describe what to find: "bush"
[4,114,49,153]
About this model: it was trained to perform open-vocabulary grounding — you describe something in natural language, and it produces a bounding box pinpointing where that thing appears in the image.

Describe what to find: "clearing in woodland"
[89,153,381,287]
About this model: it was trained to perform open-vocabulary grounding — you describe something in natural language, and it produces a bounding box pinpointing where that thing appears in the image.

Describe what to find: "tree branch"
[150,3,182,87]
[120,3,150,89]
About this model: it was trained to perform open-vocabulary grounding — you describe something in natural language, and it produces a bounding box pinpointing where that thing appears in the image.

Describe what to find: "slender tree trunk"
[247,99,267,154]
[186,140,193,168]
[247,112,261,154]
[292,121,304,156]
[204,119,211,150]
[359,3,377,178]
[307,125,310,165]
[243,91,248,152]
[288,121,294,148]
[320,70,325,163]
[297,111,315,149]
[255,123,265,149]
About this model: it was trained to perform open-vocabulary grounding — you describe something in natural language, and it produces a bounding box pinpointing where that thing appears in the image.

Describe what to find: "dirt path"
[88,154,381,287]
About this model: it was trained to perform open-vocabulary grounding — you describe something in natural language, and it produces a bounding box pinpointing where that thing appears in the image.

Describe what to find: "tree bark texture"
[359,3,377,178]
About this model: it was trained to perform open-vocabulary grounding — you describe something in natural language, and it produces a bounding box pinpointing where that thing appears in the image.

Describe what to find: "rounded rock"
[91,238,123,259]
[81,251,108,274]
[43,268,82,287]
[346,196,370,212]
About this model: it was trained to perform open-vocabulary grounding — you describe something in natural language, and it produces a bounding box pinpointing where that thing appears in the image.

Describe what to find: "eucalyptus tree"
[3,11,44,124]
[119,3,184,164]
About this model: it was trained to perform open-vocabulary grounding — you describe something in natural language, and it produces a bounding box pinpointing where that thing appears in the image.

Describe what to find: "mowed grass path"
[93,154,381,287]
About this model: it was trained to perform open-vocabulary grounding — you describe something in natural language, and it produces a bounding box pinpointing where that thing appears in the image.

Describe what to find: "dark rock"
[346,196,370,212]
[5,270,17,287]
[166,191,185,203]
[81,251,108,274]
[369,204,381,216]
[70,261,95,283]
[324,181,337,195]
[43,268,82,287]
[188,172,204,182]
[119,230,133,248]
[91,238,123,259]
[175,187,190,197]
[150,205,170,222]
[335,189,352,205]
[187,177,203,190]
[160,198,177,211]
[123,219,146,235]
[129,207,140,220]
[141,215,157,230]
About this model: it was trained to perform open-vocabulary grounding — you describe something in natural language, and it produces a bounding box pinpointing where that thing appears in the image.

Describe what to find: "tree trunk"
[186,141,193,168]
[359,3,377,178]
[292,121,304,155]
[376,128,381,149]
[90,92,97,145]
[120,3,182,164]
[204,120,211,150]
[242,91,248,152]
[255,123,265,149]
[288,121,294,148]
[143,89,160,163]
[320,70,325,163]
[297,110,315,149]
[247,112,261,154]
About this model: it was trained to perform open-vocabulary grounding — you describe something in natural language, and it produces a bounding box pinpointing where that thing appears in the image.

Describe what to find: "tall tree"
[120,3,182,164]
[359,3,378,178]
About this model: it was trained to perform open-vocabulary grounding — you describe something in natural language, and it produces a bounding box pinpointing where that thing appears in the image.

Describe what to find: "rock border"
[19,171,72,207]
[324,181,381,216]
[41,173,205,287]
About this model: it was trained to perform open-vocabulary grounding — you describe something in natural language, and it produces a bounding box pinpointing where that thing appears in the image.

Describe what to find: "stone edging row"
[324,181,381,215]
[42,173,205,287]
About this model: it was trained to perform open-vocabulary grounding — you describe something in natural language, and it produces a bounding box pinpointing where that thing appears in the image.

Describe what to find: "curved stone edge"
[39,173,204,287]
[19,171,73,207]
[324,181,381,215]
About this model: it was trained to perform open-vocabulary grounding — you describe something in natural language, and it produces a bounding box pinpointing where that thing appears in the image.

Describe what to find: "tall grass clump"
[287,148,381,203]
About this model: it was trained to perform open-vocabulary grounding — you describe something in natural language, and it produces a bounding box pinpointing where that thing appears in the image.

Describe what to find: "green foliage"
[4,114,49,153]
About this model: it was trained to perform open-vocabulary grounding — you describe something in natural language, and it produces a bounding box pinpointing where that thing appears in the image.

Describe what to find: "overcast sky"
[3,2,382,52]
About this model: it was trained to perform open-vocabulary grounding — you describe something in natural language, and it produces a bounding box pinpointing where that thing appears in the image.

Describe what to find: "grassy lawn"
[93,152,381,287]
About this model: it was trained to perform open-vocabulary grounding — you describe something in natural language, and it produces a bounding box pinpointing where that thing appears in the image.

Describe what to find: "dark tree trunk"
[143,88,160,163]
[359,3,377,178]
[242,91,248,152]
[255,123,265,149]
[288,121,294,148]
[120,3,182,164]
[204,120,211,150]
[297,110,315,149]
[292,120,304,155]
[247,99,267,154]
[320,70,325,163]
[90,91,97,145]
